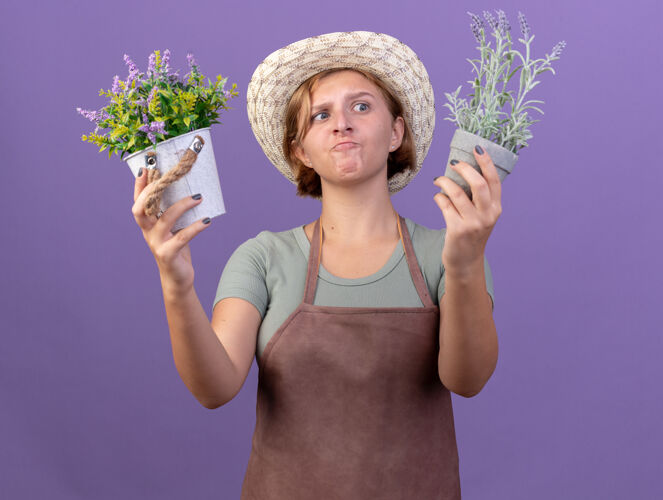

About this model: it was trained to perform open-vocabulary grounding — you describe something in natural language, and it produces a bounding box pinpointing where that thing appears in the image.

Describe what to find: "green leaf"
[521,105,544,115]
[158,92,172,107]
[465,57,480,75]
[183,116,191,127]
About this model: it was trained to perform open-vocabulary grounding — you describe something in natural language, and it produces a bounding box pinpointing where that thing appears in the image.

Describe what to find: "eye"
[354,102,369,112]
[311,111,328,122]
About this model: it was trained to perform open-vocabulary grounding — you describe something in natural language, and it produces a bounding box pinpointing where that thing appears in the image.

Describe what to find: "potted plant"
[441,9,566,199]
[76,49,238,232]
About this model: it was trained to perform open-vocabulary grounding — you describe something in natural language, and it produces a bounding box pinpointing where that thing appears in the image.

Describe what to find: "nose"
[333,108,353,133]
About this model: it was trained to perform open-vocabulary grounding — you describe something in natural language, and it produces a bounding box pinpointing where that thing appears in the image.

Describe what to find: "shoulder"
[230,223,303,265]
[405,217,446,254]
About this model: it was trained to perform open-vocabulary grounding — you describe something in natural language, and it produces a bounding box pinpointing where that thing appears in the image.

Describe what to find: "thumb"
[133,166,149,203]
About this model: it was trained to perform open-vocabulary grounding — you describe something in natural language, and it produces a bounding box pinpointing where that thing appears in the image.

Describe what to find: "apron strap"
[303,218,322,304]
[397,214,436,308]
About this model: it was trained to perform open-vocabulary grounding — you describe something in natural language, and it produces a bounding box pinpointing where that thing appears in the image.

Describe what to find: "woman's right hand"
[131,167,212,294]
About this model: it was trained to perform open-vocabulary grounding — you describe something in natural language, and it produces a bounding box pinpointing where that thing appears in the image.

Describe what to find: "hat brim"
[247,31,435,197]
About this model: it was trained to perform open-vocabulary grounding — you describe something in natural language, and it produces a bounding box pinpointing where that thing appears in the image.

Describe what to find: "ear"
[292,140,311,168]
[390,116,405,151]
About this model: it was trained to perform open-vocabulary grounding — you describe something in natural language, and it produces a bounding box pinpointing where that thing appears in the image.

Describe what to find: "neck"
[317,181,399,245]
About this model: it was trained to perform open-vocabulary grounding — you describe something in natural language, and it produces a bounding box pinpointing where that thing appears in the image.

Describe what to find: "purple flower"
[186,53,197,69]
[482,10,498,33]
[76,107,110,124]
[162,49,171,75]
[147,52,157,78]
[152,121,166,134]
[111,75,121,94]
[138,119,166,144]
[517,11,531,39]
[124,53,137,72]
[496,9,511,37]
[551,40,566,58]
[467,11,485,43]
[124,53,141,88]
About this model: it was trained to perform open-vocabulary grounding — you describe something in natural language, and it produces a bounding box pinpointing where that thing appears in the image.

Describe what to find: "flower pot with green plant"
[77,49,238,232]
[441,9,566,199]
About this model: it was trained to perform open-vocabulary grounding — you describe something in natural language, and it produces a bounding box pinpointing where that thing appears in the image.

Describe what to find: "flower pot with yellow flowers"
[77,49,238,232]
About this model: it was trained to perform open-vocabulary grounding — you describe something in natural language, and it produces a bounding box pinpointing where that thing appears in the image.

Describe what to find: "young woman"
[131,31,501,499]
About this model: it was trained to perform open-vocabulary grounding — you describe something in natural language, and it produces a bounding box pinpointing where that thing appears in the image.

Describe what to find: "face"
[293,70,404,193]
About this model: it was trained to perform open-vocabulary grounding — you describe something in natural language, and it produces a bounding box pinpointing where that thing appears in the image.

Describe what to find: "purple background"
[2,0,661,498]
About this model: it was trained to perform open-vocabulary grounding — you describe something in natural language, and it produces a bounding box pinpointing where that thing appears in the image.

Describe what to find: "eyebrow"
[311,91,376,113]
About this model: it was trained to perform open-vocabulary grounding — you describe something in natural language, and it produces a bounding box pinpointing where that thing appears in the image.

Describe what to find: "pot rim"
[122,127,212,162]
[452,128,519,158]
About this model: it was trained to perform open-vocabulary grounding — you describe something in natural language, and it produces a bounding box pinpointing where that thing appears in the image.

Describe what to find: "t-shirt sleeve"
[437,254,495,311]
[213,235,269,319]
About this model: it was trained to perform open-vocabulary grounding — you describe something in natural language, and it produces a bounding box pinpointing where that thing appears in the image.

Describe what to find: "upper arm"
[210,235,269,399]
[211,297,262,398]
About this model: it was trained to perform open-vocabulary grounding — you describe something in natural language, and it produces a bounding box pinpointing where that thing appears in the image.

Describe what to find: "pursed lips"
[332,141,358,151]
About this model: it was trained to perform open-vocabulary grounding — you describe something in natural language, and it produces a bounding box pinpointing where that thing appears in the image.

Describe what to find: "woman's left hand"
[432,146,502,274]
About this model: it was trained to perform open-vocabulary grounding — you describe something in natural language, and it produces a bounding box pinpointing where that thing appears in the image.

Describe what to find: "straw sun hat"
[246,31,435,196]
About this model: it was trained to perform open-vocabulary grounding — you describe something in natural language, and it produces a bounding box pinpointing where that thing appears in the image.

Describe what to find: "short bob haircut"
[282,67,417,199]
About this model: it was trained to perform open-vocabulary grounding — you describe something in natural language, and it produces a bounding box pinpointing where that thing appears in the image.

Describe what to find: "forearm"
[161,277,239,408]
[438,257,498,397]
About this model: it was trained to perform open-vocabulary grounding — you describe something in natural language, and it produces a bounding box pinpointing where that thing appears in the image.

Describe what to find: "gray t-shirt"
[213,217,495,361]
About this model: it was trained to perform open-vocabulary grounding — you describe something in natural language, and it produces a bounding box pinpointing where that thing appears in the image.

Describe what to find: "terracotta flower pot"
[123,127,226,232]
[441,128,519,200]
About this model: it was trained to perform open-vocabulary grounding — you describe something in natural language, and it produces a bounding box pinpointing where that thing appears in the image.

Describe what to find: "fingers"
[471,146,502,205]
[133,167,147,203]
[436,147,502,215]
[132,167,160,229]
[156,216,212,261]
[131,167,209,241]
[448,161,491,212]
[153,193,205,238]
[433,174,474,218]
[433,190,461,227]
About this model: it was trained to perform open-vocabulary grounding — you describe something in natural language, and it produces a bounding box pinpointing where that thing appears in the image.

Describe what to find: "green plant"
[76,50,238,159]
[443,9,566,154]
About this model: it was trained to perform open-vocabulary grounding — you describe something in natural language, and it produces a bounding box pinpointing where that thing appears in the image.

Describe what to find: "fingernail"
[192,193,202,200]
[450,159,459,165]
[202,217,211,224]
[433,176,441,181]
[138,167,143,177]
[475,145,484,155]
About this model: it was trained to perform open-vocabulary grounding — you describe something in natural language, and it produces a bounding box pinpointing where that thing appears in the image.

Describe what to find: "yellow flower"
[148,96,160,115]
[178,91,197,114]
[110,125,129,139]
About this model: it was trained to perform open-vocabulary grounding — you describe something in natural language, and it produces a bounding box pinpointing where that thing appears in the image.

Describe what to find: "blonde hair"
[282,68,417,199]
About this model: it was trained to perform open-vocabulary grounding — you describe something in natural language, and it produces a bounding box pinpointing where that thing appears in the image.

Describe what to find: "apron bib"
[241,214,461,499]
